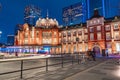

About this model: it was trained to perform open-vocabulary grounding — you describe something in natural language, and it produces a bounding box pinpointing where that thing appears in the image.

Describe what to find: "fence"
[0,53,85,79]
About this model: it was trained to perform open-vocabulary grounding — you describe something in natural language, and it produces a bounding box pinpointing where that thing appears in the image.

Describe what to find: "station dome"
[36,17,59,28]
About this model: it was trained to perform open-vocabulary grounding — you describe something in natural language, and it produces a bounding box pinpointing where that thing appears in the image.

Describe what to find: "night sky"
[0,0,81,43]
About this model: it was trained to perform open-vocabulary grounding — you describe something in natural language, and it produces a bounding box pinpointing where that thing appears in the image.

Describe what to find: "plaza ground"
[0,54,120,80]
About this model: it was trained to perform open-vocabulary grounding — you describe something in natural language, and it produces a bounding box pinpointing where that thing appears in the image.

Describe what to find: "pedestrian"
[106,49,109,57]
[90,51,96,61]
[15,52,18,57]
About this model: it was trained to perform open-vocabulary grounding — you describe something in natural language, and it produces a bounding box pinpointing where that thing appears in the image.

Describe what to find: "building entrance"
[93,46,100,54]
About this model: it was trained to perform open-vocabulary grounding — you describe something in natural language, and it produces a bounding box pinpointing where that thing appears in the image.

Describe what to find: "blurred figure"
[15,52,18,57]
[106,49,109,57]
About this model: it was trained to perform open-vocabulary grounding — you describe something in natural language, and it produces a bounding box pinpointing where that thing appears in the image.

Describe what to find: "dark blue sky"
[0,0,81,43]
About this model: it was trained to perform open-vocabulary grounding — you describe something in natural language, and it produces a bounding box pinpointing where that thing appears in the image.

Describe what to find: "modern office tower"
[87,0,120,19]
[62,0,87,25]
[7,35,14,46]
[24,5,41,26]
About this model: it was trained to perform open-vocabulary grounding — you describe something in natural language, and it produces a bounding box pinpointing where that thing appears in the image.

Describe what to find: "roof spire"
[47,9,49,18]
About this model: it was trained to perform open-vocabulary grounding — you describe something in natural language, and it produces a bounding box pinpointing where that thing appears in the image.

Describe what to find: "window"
[74,37,76,42]
[84,35,88,41]
[79,36,82,42]
[106,33,111,40]
[54,32,57,37]
[25,33,28,38]
[68,37,71,42]
[114,24,119,29]
[114,31,120,40]
[90,33,94,40]
[24,39,28,44]
[63,32,66,36]
[36,31,39,38]
[105,25,110,31]
[59,33,61,37]
[90,27,94,32]
[84,29,88,33]
[73,31,76,36]
[67,31,71,36]
[54,38,57,43]
[97,26,101,31]
[116,43,120,51]
[97,33,101,40]
[78,31,82,35]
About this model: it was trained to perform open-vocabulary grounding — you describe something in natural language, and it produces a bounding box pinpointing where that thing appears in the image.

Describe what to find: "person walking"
[90,51,96,61]
[106,49,109,57]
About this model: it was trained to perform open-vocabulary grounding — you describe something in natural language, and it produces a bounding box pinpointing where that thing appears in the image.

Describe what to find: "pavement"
[0,57,106,80]
[0,56,120,80]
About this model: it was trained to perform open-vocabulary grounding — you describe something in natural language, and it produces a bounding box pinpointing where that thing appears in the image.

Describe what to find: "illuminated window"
[106,33,111,40]
[24,39,28,44]
[68,37,71,42]
[114,24,119,29]
[90,27,94,32]
[90,33,94,40]
[84,29,88,33]
[74,37,76,42]
[97,20,100,23]
[54,38,57,43]
[79,36,82,42]
[78,31,82,35]
[97,26,101,31]
[59,33,61,37]
[25,33,28,38]
[36,31,39,38]
[73,31,76,36]
[105,25,110,31]
[97,33,101,40]
[116,43,120,51]
[114,31,120,40]
[67,31,71,36]
[84,35,88,41]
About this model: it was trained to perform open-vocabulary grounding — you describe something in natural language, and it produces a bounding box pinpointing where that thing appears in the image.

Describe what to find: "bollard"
[61,54,63,68]
[46,58,48,71]
[20,60,23,79]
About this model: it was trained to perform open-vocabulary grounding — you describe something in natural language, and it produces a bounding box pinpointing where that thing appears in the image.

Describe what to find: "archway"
[93,46,100,55]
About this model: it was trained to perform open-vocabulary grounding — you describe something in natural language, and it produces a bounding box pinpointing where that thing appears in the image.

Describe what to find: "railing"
[0,53,85,79]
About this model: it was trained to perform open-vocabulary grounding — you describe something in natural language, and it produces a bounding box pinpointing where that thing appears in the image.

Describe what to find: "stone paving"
[64,58,120,80]
[0,57,107,80]
[1,57,120,80]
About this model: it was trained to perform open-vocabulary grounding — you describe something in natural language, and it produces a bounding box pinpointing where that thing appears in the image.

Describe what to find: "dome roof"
[36,17,59,28]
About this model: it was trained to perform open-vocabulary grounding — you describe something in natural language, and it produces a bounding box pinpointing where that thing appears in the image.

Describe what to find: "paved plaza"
[1,56,120,80]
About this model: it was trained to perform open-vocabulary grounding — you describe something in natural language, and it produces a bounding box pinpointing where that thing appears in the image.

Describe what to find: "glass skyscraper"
[87,0,120,19]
